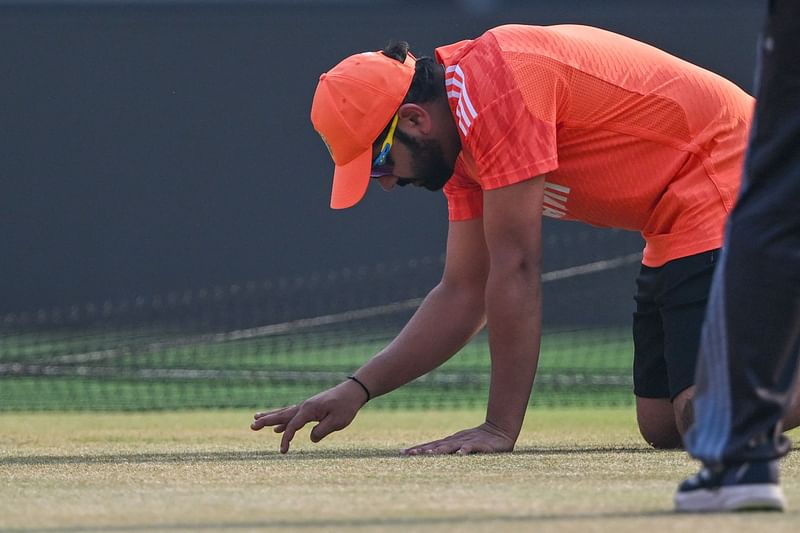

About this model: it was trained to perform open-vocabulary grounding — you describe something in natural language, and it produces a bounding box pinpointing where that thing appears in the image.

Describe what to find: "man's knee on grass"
[638,420,684,449]
[638,388,693,449]
[636,396,684,449]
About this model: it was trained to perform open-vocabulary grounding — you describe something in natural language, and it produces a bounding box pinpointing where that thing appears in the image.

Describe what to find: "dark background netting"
[2,228,644,410]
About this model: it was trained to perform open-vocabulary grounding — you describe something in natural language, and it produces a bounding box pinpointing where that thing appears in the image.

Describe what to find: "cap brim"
[330,148,372,209]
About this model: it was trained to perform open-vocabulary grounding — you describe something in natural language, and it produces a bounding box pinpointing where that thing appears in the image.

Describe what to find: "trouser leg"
[686,0,800,466]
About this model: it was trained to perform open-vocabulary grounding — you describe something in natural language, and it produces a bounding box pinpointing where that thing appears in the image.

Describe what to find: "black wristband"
[347,375,371,402]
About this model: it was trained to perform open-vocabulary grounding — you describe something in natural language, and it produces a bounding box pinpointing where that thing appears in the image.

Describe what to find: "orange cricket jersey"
[435,24,754,267]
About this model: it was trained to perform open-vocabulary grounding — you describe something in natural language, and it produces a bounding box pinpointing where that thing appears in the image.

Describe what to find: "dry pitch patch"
[1,409,799,532]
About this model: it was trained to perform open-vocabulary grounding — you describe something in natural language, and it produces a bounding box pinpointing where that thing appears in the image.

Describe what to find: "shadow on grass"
[1,445,660,466]
[0,510,725,532]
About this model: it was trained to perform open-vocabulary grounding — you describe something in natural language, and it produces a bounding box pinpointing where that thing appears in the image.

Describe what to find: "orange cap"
[311,51,416,209]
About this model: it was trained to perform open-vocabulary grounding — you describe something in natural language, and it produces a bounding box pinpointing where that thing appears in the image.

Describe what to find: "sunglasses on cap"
[370,114,398,179]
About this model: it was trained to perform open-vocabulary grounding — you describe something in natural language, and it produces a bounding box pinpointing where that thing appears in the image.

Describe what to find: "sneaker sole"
[675,484,786,512]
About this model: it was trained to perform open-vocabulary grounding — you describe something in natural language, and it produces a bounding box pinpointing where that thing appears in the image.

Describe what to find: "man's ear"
[397,103,432,135]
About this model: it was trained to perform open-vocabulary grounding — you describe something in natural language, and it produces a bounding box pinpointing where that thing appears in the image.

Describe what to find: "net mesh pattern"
[1,229,644,411]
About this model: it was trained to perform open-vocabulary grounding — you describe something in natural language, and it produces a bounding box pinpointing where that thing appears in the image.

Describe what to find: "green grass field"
[2,408,799,532]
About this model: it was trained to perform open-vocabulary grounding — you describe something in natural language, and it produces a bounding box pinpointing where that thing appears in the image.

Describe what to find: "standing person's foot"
[675,460,786,512]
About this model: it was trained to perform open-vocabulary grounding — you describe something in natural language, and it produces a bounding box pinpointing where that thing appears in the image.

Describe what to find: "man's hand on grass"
[401,421,516,455]
[251,379,368,453]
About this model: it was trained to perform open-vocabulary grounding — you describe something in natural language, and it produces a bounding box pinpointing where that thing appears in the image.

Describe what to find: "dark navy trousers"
[686,0,800,466]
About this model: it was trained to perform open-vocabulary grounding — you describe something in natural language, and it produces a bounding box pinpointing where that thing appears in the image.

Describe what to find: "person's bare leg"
[676,381,800,433]
[779,377,800,430]
[672,385,695,437]
[636,396,683,449]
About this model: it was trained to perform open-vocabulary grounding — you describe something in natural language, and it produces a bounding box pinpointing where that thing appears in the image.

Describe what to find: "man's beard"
[394,131,454,191]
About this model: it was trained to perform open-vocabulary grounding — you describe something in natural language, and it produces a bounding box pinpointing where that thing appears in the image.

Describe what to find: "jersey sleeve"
[449,37,562,190]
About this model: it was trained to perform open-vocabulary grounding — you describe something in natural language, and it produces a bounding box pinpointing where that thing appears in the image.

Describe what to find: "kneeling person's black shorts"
[633,249,719,400]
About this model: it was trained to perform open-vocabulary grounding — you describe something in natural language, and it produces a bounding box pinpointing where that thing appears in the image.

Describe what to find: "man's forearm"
[484,266,542,441]
[355,281,486,398]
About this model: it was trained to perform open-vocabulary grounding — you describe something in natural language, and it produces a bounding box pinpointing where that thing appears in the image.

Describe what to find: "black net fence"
[1,229,643,411]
